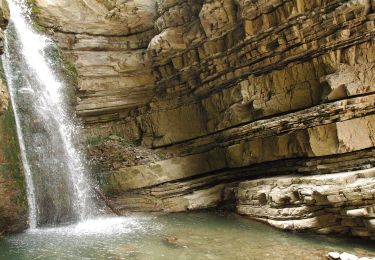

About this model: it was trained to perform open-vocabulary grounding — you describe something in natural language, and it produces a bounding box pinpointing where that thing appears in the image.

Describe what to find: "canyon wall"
[30,0,375,239]
[0,2,27,235]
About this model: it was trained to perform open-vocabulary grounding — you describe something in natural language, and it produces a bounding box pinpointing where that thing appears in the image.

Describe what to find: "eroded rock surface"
[33,0,157,123]
[31,0,375,239]
[0,2,27,234]
[0,100,28,234]
[0,78,8,114]
[237,168,375,239]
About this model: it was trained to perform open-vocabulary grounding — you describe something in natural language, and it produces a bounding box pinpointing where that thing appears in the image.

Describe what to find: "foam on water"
[0,213,374,260]
[2,0,99,228]
[27,216,151,236]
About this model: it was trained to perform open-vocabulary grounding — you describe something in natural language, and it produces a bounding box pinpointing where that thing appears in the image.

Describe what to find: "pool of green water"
[0,212,374,260]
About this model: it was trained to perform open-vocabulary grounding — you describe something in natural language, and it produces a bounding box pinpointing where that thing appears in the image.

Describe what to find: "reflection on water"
[0,212,374,260]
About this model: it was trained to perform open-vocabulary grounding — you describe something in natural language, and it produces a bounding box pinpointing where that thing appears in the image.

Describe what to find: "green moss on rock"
[0,59,27,234]
[0,103,28,234]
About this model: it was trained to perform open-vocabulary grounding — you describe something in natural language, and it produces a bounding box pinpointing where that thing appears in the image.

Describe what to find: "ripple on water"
[0,213,374,260]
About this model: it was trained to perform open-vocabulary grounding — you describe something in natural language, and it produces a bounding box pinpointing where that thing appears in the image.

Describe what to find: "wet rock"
[327,252,375,260]
[339,253,359,260]
[328,252,341,259]
[0,3,27,235]
[0,79,8,115]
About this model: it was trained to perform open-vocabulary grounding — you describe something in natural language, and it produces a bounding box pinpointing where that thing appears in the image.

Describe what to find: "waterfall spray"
[2,0,98,227]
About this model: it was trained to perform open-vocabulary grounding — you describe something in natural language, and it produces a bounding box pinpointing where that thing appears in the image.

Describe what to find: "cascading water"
[2,0,99,228]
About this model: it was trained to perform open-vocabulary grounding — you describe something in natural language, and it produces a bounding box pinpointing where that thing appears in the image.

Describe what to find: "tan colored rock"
[346,208,370,217]
[35,0,156,35]
[308,124,339,157]
[337,116,375,152]
[240,62,322,118]
[237,168,375,238]
[154,0,201,32]
[107,148,226,192]
[148,26,187,55]
[163,184,225,212]
[264,215,339,231]
[0,79,8,115]
[199,0,237,39]
[324,63,375,101]
[308,114,375,157]
[140,103,208,147]
[28,0,159,124]
[0,2,7,112]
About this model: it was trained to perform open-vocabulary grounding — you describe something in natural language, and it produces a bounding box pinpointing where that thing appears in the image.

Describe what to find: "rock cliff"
[0,1,27,235]
[25,0,375,239]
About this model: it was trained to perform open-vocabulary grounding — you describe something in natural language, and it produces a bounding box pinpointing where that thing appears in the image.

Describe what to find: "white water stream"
[2,0,98,228]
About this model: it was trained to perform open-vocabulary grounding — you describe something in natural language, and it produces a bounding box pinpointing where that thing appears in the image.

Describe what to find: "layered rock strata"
[30,0,375,239]
[237,168,375,239]
[33,0,158,123]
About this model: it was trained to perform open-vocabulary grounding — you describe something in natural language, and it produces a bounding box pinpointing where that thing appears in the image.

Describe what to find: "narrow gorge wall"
[29,0,375,239]
[0,2,27,234]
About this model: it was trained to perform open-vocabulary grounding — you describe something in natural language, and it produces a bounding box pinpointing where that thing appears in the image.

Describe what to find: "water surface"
[0,212,374,260]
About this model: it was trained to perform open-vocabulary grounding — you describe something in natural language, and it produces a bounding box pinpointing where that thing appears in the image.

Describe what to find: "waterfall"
[2,0,99,228]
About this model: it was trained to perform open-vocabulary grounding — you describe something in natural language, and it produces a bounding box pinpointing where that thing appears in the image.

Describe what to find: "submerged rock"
[163,236,188,248]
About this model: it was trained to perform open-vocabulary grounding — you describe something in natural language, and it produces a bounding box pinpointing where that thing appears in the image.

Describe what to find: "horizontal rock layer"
[34,0,158,123]
[32,0,375,239]
[237,168,375,239]
[107,149,375,213]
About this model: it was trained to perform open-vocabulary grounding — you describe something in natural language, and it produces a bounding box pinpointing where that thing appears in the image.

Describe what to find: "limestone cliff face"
[32,0,375,239]
[32,0,157,123]
[0,2,27,234]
